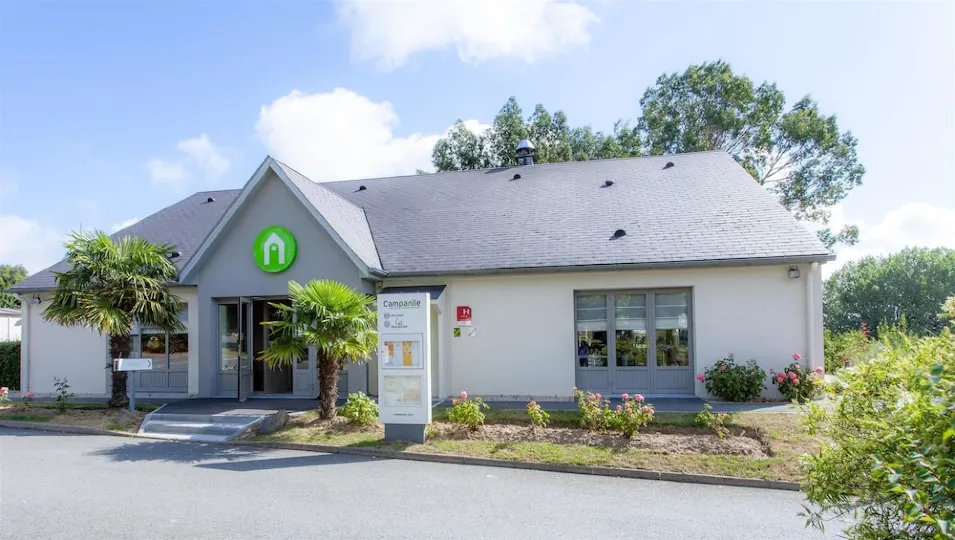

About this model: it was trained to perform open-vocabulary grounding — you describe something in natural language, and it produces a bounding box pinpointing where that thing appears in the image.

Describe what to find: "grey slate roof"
[12,151,831,291]
[274,161,383,271]
[322,151,831,275]
[10,189,240,292]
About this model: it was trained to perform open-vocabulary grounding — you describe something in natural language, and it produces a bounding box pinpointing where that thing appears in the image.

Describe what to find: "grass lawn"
[260,408,820,482]
[0,402,156,432]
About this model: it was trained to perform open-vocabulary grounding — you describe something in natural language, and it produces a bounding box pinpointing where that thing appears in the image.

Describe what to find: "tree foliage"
[430,61,865,249]
[260,280,377,419]
[803,332,955,539]
[824,247,955,337]
[43,231,185,407]
[0,264,28,309]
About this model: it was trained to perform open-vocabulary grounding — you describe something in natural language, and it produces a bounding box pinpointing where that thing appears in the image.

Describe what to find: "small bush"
[448,391,489,430]
[0,386,9,403]
[0,341,19,390]
[695,403,732,439]
[339,392,379,426]
[573,388,613,430]
[824,327,879,373]
[53,377,74,412]
[614,393,653,437]
[526,400,550,428]
[769,354,824,403]
[22,391,34,408]
[698,355,766,402]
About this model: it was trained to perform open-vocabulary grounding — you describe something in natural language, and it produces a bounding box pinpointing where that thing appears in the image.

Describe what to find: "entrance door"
[575,291,693,396]
[237,297,252,402]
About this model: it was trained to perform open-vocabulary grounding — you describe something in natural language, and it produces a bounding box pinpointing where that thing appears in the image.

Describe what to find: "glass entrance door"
[237,297,252,402]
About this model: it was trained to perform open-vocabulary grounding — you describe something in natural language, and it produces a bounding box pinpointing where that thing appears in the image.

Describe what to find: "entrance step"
[139,412,269,442]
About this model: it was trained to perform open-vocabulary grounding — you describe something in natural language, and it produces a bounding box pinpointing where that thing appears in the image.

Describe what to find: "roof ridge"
[271,158,368,212]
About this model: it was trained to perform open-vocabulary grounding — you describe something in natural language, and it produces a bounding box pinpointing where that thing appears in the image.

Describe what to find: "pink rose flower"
[529,400,537,406]
[621,393,630,401]
[615,405,623,412]
[595,393,601,399]
[795,363,801,369]
[814,366,824,374]
[793,378,800,386]
[696,374,705,382]
[792,353,801,361]
[460,391,468,400]
[624,402,632,411]
[777,375,784,383]
[0,387,7,395]
[641,405,650,413]
[23,392,34,398]
[789,371,797,379]
[634,394,645,402]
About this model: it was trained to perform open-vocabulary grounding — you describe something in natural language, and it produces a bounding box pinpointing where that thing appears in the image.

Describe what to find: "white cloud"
[0,214,68,273]
[256,88,487,181]
[147,134,230,189]
[110,217,140,234]
[823,202,955,277]
[336,0,599,70]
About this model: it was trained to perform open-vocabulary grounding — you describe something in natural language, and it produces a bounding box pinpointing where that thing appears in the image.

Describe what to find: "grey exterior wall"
[195,171,374,397]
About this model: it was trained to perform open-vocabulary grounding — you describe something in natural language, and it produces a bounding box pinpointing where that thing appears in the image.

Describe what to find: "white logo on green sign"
[253,226,297,273]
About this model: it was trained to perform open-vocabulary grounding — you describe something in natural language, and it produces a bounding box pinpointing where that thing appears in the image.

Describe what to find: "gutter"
[381,254,837,279]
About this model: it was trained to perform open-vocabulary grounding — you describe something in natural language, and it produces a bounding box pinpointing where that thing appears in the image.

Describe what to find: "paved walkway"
[0,427,843,539]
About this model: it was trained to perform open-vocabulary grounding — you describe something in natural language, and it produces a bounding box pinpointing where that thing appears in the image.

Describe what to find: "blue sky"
[1,0,953,275]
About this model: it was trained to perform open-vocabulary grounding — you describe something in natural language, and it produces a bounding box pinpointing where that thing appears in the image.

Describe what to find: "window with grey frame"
[129,309,189,370]
[575,291,690,369]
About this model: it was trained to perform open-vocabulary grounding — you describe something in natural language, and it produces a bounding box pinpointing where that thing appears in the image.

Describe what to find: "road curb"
[0,420,800,491]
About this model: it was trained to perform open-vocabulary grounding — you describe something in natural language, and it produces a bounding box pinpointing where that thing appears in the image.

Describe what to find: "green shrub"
[573,388,613,430]
[695,403,733,439]
[448,391,489,430]
[526,400,550,428]
[0,341,19,390]
[824,326,880,373]
[698,355,766,402]
[614,394,654,437]
[339,392,379,426]
[53,377,74,413]
[803,330,955,539]
[769,354,825,403]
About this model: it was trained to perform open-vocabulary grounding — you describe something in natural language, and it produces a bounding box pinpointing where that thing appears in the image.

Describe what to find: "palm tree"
[44,231,185,408]
[260,280,377,419]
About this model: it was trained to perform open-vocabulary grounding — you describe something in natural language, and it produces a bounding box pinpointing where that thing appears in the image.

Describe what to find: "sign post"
[113,358,153,412]
[377,292,431,443]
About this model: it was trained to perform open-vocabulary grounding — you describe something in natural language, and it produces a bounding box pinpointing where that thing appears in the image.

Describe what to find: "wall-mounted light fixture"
[30,294,41,305]
[788,266,800,279]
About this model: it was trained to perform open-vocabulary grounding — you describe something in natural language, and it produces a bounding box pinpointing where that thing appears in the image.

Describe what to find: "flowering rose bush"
[574,388,613,430]
[769,354,825,403]
[22,391,34,407]
[0,386,8,403]
[448,391,489,430]
[698,355,766,402]
[615,393,654,437]
[526,400,550,428]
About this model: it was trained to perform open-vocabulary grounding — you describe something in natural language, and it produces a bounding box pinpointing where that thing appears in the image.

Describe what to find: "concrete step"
[139,413,266,442]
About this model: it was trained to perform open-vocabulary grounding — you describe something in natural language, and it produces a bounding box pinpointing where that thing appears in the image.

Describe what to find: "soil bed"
[0,404,147,432]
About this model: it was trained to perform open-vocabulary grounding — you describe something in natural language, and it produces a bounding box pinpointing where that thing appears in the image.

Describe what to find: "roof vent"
[356,185,367,192]
[663,162,675,169]
[602,180,614,188]
[168,251,182,259]
[512,173,521,180]
[516,139,536,166]
[610,229,627,240]
[205,197,215,203]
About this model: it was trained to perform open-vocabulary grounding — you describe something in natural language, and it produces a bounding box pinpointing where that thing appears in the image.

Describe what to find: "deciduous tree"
[0,264,28,309]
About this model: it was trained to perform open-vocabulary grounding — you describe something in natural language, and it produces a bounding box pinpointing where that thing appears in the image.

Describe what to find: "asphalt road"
[0,428,845,539]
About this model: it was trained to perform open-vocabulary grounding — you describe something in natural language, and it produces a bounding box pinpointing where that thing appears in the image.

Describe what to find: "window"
[655,292,689,367]
[575,290,691,369]
[575,295,608,367]
[615,294,647,367]
[129,308,189,371]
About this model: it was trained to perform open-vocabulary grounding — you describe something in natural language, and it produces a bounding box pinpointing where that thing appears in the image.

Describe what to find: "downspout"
[19,297,29,392]
[805,263,818,369]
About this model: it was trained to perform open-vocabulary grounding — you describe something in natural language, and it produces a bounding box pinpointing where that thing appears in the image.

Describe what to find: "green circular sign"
[253,226,297,273]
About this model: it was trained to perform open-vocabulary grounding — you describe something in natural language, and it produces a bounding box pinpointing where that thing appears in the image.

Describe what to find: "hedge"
[0,341,20,390]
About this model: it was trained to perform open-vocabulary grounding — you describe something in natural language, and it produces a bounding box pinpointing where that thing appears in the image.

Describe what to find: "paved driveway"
[0,428,845,539]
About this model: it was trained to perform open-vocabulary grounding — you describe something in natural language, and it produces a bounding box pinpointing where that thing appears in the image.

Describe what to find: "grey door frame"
[574,288,694,396]
[237,297,252,402]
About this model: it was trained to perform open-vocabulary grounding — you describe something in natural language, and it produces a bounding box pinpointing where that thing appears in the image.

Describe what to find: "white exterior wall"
[386,264,823,400]
[19,288,198,397]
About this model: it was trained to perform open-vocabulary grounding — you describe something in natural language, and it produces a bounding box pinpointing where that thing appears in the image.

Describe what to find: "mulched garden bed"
[295,415,771,457]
